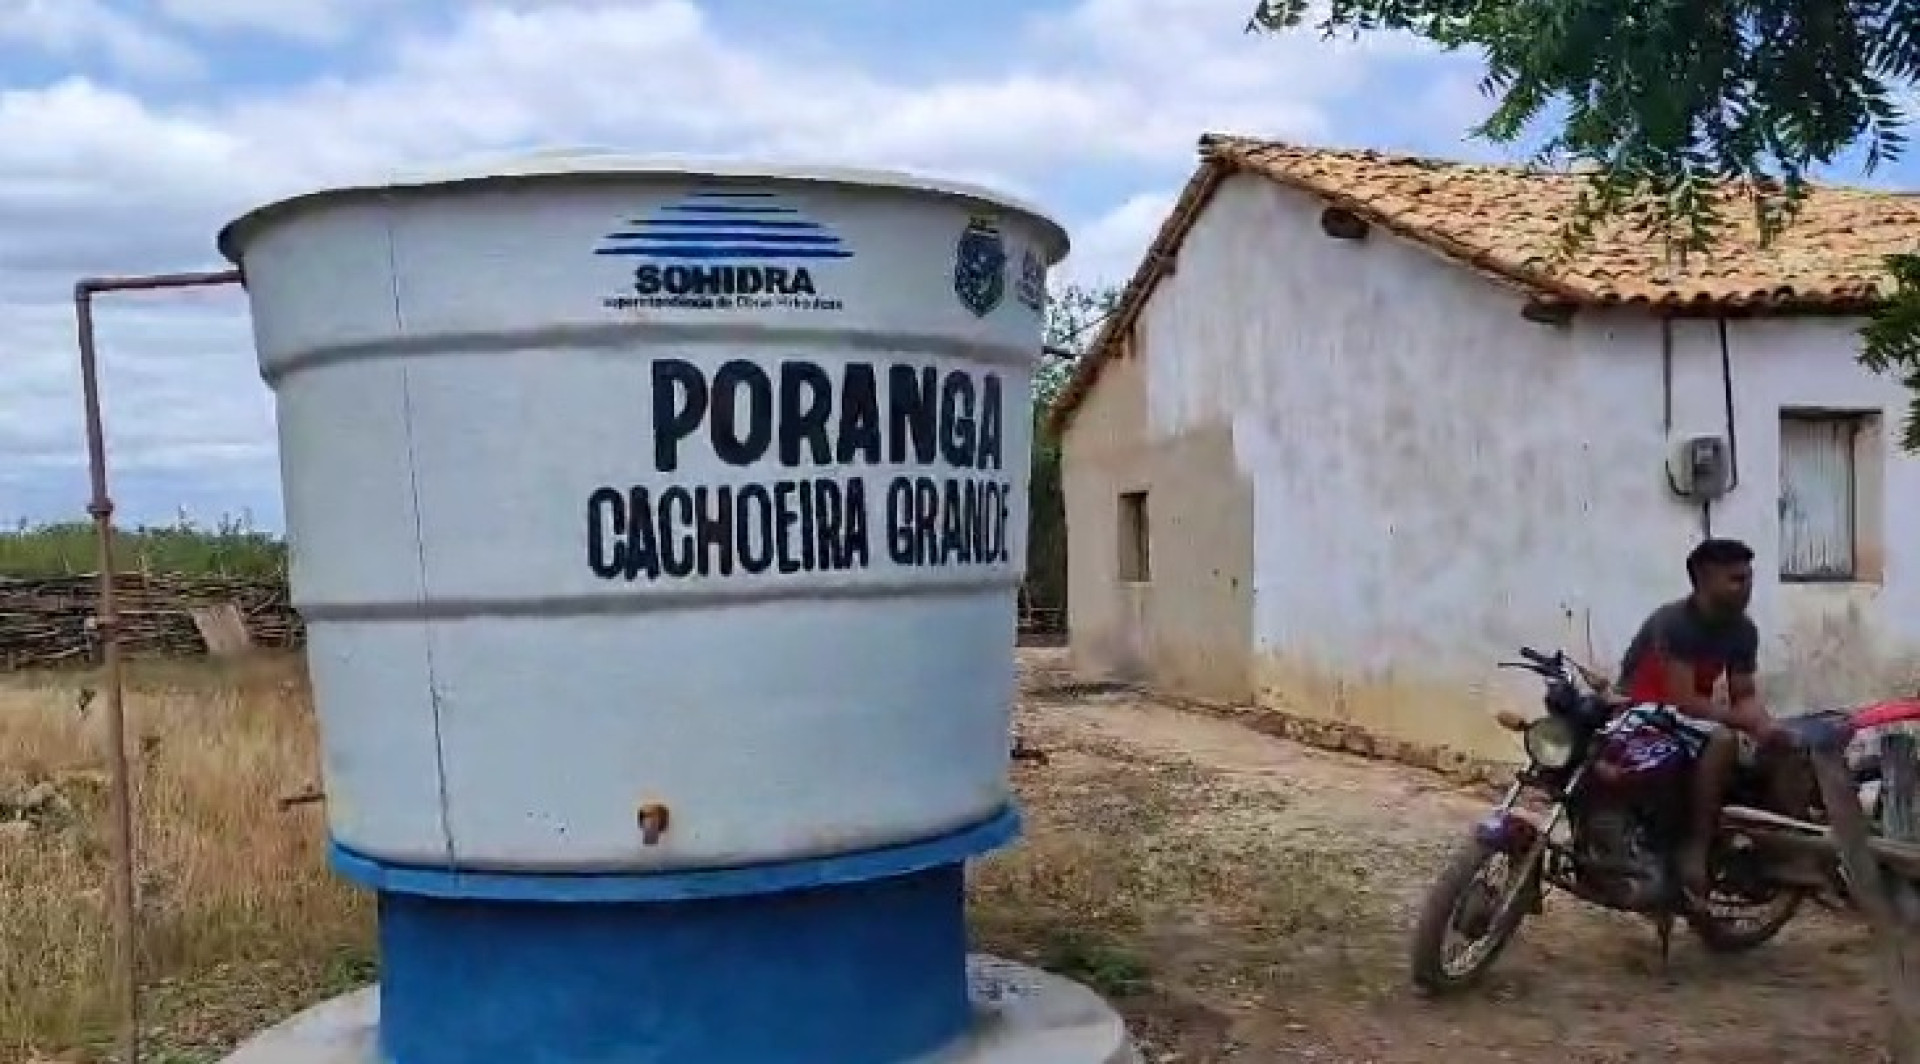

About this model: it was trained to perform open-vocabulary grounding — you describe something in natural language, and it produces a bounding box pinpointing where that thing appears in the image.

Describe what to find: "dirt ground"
[1,647,1895,1063]
[1005,647,1889,1063]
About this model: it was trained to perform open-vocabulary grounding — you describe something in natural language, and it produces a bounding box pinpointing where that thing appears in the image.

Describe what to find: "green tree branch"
[1024,282,1123,617]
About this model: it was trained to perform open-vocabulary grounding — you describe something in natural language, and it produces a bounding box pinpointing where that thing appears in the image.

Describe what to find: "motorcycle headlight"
[1524,716,1578,769]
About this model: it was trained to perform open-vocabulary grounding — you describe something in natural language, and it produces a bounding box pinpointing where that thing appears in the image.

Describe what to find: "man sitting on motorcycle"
[1601,537,1825,903]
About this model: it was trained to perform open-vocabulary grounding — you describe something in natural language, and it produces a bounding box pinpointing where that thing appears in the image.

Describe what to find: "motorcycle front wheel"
[1409,837,1539,996]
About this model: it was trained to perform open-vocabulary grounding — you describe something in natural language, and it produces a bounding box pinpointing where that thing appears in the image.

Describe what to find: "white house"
[1049,133,1920,768]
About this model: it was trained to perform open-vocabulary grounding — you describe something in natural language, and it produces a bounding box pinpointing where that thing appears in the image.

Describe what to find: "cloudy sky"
[0,0,1905,533]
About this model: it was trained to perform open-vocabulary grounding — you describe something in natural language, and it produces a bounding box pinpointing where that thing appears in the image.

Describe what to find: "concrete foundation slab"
[218,954,1136,1064]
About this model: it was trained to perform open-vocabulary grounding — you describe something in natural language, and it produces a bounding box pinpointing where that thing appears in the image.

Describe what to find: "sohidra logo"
[597,189,852,312]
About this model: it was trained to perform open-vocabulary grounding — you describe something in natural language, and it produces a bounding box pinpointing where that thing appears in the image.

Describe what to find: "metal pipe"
[1716,317,1741,494]
[78,269,244,295]
[1727,804,1920,873]
[71,267,243,1064]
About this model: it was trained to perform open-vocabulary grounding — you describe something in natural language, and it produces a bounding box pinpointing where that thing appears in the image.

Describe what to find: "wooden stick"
[1812,746,1920,1062]
[1885,733,1917,843]
[1885,732,1920,927]
[278,787,325,809]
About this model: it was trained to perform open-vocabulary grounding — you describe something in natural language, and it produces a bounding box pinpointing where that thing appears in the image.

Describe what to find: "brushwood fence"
[1,572,1061,670]
[0,573,303,670]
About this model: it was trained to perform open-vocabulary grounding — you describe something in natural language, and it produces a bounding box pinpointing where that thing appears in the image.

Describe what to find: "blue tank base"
[216,955,1139,1064]
[322,810,1026,1064]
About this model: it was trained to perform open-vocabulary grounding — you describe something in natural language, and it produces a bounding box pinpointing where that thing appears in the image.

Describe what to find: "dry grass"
[0,653,1393,1063]
[0,656,370,1063]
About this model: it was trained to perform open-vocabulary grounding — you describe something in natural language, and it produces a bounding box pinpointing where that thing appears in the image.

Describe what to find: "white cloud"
[1064,190,1183,289]
[151,0,428,42]
[0,0,204,81]
[0,0,1477,525]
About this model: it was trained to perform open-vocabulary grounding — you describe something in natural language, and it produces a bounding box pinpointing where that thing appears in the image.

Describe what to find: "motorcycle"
[1410,644,1920,995]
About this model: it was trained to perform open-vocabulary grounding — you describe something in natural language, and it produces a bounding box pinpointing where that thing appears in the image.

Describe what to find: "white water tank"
[219,155,1070,873]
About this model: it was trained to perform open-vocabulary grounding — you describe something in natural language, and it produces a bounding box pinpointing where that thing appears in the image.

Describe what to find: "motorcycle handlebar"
[1496,660,1561,680]
[1497,645,1569,682]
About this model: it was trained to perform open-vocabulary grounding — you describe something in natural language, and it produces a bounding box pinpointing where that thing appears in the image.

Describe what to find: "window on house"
[1117,491,1150,582]
[1778,410,1879,581]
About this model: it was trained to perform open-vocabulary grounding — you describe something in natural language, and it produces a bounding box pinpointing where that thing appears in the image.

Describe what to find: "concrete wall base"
[218,954,1137,1064]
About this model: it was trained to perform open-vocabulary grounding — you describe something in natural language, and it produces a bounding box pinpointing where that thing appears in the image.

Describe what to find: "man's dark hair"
[1686,537,1755,585]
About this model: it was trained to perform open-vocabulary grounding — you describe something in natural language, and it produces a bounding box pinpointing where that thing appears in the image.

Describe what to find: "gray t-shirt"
[1616,597,1758,705]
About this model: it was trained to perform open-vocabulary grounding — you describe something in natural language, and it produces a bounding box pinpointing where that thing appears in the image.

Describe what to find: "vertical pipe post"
[72,281,138,1064]
[70,269,243,1064]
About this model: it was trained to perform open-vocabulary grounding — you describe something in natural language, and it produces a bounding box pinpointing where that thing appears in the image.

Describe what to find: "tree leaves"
[1256,0,1916,251]
[1036,283,1124,423]
[1860,254,1920,449]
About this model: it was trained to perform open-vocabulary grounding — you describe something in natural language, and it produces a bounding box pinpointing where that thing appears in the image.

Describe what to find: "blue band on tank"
[328,803,1019,901]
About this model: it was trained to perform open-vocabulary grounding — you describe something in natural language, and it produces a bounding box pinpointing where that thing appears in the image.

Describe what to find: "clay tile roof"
[1047,133,1920,434]
[1204,133,1920,311]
